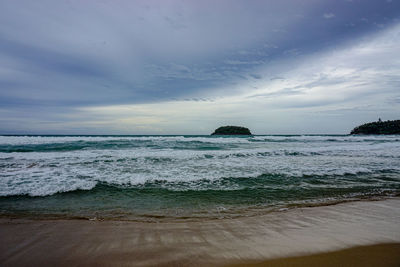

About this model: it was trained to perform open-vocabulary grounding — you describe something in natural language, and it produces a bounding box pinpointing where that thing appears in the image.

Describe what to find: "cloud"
[241,23,400,112]
[323,13,335,19]
[1,0,400,134]
[37,23,399,134]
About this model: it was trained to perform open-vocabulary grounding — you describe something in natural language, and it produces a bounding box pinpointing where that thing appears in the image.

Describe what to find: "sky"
[0,0,399,135]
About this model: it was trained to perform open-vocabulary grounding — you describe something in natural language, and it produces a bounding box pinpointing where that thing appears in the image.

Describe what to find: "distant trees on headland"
[211,126,252,135]
[351,119,400,135]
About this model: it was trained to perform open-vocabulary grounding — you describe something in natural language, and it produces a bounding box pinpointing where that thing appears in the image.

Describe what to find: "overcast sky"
[1,0,399,134]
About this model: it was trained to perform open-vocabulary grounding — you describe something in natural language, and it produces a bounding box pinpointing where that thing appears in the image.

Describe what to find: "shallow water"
[0,135,399,221]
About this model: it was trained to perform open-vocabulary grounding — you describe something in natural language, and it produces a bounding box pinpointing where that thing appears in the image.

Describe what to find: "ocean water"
[0,135,399,221]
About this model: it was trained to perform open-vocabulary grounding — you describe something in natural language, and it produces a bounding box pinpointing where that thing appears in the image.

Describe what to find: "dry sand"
[1,198,400,266]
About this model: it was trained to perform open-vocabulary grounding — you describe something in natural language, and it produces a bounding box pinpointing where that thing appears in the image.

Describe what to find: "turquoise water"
[1,135,399,221]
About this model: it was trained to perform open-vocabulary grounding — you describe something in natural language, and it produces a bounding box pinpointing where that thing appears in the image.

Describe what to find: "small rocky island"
[351,119,400,135]
[211,126,252,135]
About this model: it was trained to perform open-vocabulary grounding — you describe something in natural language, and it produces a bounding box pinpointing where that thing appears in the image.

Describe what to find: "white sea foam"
[0,135,399,196]
[1,134,399,145]
[0,135,252,145]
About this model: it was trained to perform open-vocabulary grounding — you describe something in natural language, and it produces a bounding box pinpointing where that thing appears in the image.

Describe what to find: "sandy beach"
[227,243,400,267]
[1,198,399,266]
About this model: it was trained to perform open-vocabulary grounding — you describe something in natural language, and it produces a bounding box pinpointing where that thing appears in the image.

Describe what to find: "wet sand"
[228,243,400,267]
[1,198,400,266]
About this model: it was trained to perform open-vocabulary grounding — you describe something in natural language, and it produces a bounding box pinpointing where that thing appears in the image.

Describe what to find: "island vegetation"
[350,119,400,135]
[211,126,252,135]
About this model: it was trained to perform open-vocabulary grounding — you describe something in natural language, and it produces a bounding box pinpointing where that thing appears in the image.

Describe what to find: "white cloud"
[250,23,400,100]
[323,13,335,19]
[73,23,400,134]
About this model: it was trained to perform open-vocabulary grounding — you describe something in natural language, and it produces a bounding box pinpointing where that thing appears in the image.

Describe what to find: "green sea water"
[1,135,399,221]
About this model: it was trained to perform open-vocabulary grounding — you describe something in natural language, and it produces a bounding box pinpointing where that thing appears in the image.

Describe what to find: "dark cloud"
[0,0,399,133]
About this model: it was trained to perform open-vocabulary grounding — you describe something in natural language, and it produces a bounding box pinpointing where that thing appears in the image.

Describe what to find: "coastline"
[1,198,399,266]
[1,194,397,222]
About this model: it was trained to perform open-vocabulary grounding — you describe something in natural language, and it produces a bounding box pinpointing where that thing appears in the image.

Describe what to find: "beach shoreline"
[1,198,399,266]
[1,194,396,222]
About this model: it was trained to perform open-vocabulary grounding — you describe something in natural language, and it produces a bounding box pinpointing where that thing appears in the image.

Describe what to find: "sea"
[0,135,399,221]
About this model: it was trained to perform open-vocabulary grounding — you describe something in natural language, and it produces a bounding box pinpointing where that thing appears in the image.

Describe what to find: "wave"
[1,135,399,220]
[1,170,399,197]
[1,135,400,153]
[1,176,398,221]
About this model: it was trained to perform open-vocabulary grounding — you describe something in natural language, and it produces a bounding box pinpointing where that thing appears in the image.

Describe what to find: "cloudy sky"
[0,0,399,134]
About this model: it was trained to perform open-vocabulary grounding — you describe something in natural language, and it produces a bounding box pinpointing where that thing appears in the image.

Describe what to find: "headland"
[351,119,400,134]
